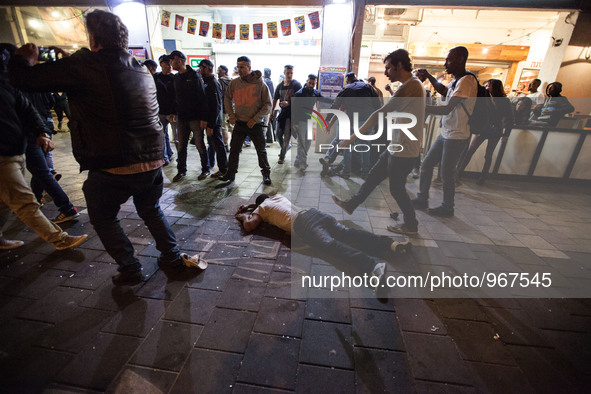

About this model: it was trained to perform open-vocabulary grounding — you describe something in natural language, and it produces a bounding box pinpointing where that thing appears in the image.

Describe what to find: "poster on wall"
[226,24,236,40]
[128,47,147,63]
[295,16,305,33]
[161,10,171,27]
[253,23,263,40]
[267,22,278,38]
[240,24,250,40]
[280,19,291,36]
[187,18,197,35]
[175,15,184,31]
[318,66,346,98]
[199,21,210,37]
[308,11,320,29]
[212,23,222,39]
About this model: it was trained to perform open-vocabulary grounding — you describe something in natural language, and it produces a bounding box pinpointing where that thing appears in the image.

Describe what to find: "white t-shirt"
[253,194,297,233]
[527,91,545,106]
[441,75,477,140]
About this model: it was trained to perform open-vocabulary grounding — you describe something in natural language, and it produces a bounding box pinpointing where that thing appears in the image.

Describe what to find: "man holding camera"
[9,10,206,284]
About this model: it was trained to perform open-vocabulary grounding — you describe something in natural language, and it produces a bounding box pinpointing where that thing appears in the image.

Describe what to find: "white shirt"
[527,91,545,106]
[253,194,299,233]
[441,75,478,140]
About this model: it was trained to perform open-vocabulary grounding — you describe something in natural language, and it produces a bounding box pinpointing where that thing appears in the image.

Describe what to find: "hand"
[15,43,39,66]
[168,114,176,123]
[206,127,213,136]
[247,118,256,128]
[385,84,393,93]
[415,69,430,80]
[37,135,54,153]
[279,100,289,108]
[200,120,207,129]
[235,213,248,222]
[49,46,71,58]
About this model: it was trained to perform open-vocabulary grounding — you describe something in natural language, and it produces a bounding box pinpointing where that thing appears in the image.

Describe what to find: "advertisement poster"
[212,23,222,39]
[187,55,209,69]
[128,47,147,63]
[267,22,278,38]
[226,24,236,40]
[295,16,305,33]
[280,19,291,36]
[161,10,171,27]
[199,21,210,37]
[318,66,346,98]
[308,11,321,29]
[187,18,197,35]
[174,15,184,31]
[253,23,263,40]
[240,24,250,40]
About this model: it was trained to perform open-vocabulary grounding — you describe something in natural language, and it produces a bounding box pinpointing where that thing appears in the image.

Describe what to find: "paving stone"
[171,348,242,394]
[264,270,306,301]
[354,348,414,393]
[197,307,256,353]
[253,297,305,337]
[296,364,355,393]
[238,333,300,390]
[17,286,92,323]
[436,241,477,259]
[392,298,447,335]
[403,332,473,385]
[414,381,476,393]
[348,291,396,312]
[216,278,267,312]
[164,287,220,325]
[107,366,177,394]
[0,318,52,354]
[538,329,591,386]
[130,321,202,371]
[101,297,168,337]
[80,282,139,312]
[62,261,116,290]
[186,263,235,291]
[56,332,142,391]
[306,289,350,324]
[300,319,354,369]
[1,268,72,299]
[232,384,291,393]
[350,308,405,351]
[433,298,490,322]
[0,295,34,321]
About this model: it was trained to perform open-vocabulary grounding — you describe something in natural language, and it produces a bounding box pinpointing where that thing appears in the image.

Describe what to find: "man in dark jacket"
[169,50,209,181]
[272,65,302,164]
[9,10,206,284]
[199,59,227,178]
[292,74,323,172]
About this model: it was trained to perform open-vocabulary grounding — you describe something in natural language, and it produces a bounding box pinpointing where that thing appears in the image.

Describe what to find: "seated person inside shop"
[235,194,411,288]
[530,82,575,127]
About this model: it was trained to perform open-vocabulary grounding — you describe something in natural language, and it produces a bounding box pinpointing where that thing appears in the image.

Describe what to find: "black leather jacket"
[9,47,163,171]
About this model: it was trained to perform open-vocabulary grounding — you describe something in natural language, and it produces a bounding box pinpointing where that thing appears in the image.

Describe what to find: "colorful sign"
[226,24,236,40]
[199,21,210,37]
[161,10,171,27]
[267,22,278,38]
[308,11,321,29]
[253,23,263,40]
[295,16,305,33]
[174,15,184,31]
[240,24,249,40]
[212,23,222,39]
[280,19,291,36]
[187,18,197,35]
[187,55,209,69]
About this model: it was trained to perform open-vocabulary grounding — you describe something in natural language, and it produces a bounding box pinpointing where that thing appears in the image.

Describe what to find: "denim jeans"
[82,168,181,272]
[158,114,174,160]
[418,135,468,210]
[293,121,311,167]
[293,209,392,273]
[277,118,292,160]
[26,143,74,214]
[206,126,228,174]
[0,155,65,244]
[177,120,208,174]
[227,121,271,176]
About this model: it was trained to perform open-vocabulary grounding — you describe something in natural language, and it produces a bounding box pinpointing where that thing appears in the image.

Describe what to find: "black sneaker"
[319,158,330,177]
[387,224,418,236]
[332,195,355,215]
[389,211,399,220]
[53,208,79,224]
[262,175,272,185]
[172,172,186,182]
[112,269,144,285]
[198,171,210,180]
[428,206,454,217]
[390,240,413,253]
[411,198,428,210]
[219,173,235,182]
[277,158,285,164]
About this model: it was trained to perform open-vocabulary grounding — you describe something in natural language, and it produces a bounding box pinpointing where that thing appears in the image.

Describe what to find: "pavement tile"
[107,366,177,394]
[354,348,414,393]
[62,261,116,290]
[238,333,300,390]
[468,361,536,393]
[216,278,267,311]
[186,263,235,291]
[164,287,220,325]
[171,348,242,393]
[0,295,35,321]
[1,268,71,299]
[17,286,92,323]
[130,320,202,371]
[414,381,476,393]
[101,297,168,337]
[56,332,142,391]
[253,297,305,337]
[300,319,354,369]
[296,364,355,393]
[433,298,490,322]
[196,307,256,353]
[403,332,473,385]
[350,308,405,351]
[233,258,274,282]
[537,329,591,384]
[392,298,447,335]
[232,384,292,393]
[134,269,193,300]
[306,289,351,323]
[0,318,52,354]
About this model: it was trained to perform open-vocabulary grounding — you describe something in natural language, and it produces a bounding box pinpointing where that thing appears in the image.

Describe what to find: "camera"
[38,47,56,62]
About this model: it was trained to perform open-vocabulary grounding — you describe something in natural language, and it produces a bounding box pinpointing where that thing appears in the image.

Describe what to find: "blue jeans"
[26,142,74,214]
[277,118,291,160]
[158,114,174,161]
[177,120,208,174]
[417,135,468,210]
[82,168,181,272]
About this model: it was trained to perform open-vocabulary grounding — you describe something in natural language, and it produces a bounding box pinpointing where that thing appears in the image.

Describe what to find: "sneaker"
[112,269,144,285]
[411,198,428,210]
[389,211,399,220]
[428,206,454,217]
[262,175,272,185]
[198,171,210,180]
[370,262,386,291]
[243,141,251,147]
[57,121,62,129]
[219,173,235,182]
[390,240,413,253]
[210,171,224,178]
[54,234,88,251]
[181,253,208,270]
[172,172,186,182]
[278,158,285,164]
[332,195,355,215]
[387,224,418,236]
[339,172,350,180]
[0,238,24,250]
[53,208,79,224]
[319,158,330,177]
[411,168,420,179]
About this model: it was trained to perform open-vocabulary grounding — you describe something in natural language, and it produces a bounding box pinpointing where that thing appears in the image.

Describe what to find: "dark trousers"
[25,143,74,214]
[349,151,418,228]
[177,120,208,174]
[227,121,271,176]
[206,126,228,173]
[459,134,501,180]
[293,209,392,273]
[83,168,181,272]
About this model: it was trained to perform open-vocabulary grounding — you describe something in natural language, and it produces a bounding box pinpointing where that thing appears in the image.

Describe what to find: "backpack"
[455,72,496,135]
